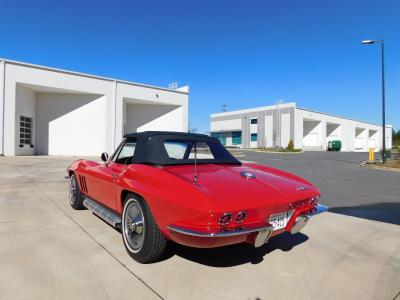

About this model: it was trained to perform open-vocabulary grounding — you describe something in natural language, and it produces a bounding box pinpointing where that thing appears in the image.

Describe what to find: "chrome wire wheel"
[69,175,78,205]
[123,199,145,253]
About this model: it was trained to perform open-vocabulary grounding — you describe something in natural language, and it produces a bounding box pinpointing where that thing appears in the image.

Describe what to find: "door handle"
[111,174,119,177]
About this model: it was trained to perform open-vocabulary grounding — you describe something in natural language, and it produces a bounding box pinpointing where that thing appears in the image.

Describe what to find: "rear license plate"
[269,210,294,230]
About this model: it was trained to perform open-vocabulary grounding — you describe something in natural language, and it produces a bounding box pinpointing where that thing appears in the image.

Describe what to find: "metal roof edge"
[0,58,189,95]
[297,107,392,128]
[211,102,296,117]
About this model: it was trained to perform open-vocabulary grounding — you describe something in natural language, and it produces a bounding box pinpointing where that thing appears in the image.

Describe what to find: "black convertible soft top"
[121,131,241,166]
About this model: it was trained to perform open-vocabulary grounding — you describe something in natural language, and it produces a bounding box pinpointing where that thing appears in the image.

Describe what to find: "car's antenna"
[193,142,199,184]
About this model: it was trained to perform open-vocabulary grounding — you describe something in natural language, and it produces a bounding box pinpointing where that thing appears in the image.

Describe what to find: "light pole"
[361,39,386,163]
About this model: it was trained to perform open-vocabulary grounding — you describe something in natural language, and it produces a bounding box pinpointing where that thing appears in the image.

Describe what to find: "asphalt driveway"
[0,155,399,300]
[233,150,400,225]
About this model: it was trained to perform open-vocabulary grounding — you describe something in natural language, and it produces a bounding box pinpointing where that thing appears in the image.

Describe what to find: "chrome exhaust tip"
[254,229,272,247]
[290,215,310,234]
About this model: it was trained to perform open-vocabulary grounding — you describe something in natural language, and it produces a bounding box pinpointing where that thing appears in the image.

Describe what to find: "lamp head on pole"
[361,40,376,45]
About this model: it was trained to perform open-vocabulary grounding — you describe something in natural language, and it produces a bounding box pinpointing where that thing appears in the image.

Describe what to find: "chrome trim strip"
[167,225,274,238]
[83,197,121,228]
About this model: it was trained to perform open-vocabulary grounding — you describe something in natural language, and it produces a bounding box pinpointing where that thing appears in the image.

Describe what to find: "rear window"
[164,140,215,160]
[164,141,188,159]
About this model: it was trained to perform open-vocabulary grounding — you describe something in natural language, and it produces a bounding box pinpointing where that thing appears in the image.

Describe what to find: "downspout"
[0,60,5,155]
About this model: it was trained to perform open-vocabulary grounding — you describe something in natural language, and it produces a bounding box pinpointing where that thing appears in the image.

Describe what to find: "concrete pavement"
[0,156,399,300]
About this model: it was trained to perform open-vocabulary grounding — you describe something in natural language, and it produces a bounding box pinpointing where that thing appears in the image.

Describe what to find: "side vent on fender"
[79,175,88,193]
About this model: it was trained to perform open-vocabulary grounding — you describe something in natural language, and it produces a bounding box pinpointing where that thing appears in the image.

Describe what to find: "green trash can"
[328,140,341,151]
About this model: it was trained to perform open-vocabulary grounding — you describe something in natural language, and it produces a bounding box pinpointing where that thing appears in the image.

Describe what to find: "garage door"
[355,138,364,150]
[368,139,376,149]
[303,133,319,146]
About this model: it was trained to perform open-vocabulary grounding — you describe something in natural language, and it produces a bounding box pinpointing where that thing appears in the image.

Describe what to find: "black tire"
[121,194,167,263]
[69,173,85,210]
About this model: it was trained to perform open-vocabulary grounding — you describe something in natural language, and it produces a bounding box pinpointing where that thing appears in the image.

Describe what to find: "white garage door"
[355,138,364,150]
[303,133,319,146]
[368,139,376,149]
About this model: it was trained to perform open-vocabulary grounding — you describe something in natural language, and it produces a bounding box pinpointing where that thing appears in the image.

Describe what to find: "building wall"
[115,82,188,146]
[36,93,107,156]
[211,103,296,148]
[15,85,36,155]
[211,103,392,152]
[0,60,189,156]
[265,114,273,147]
[125,103,183,134]
[210,118,241,132]
[296,108,391,152]
[0,61,4,155]
[3,63,114,156]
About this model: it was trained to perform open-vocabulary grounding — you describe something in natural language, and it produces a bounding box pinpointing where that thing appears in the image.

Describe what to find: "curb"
[254,150,303,154]
[360,161,400,172]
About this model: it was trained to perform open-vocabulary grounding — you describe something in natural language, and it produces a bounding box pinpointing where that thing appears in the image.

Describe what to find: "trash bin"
[328,140,341,151]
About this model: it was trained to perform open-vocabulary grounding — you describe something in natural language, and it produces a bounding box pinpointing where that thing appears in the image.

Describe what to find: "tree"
[393,129,400,147]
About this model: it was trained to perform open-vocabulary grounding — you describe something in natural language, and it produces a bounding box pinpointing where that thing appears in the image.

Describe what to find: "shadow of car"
[162,232,309,267]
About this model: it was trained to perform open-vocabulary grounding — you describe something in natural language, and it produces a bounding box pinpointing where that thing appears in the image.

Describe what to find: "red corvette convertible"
[67,131,327,263]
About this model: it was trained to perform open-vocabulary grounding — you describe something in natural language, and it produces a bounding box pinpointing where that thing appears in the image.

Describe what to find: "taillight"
[309,196,320,205]
[235,211,247,223]
[218,213,232,225]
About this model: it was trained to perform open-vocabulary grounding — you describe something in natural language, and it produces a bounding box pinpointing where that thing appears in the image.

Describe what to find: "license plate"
[269,210,294,230]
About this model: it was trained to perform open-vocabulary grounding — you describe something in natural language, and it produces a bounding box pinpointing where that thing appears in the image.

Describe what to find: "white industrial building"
[210,102,392,152]
[0,59,188,156]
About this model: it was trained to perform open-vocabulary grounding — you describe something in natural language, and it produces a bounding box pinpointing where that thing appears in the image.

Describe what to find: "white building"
[210,102,392,152]
[0,59,189,156]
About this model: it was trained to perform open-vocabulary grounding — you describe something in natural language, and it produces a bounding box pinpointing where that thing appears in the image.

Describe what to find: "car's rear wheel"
[69,174,85,210]
[122,194,167,263]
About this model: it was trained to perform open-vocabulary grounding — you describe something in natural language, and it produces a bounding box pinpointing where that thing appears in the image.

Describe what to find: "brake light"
[235,211,247,223]
[218,213,232,225]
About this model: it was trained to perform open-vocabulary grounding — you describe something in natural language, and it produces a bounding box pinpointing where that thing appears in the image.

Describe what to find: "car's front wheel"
[122,194,167,263]
[69,173,85,210]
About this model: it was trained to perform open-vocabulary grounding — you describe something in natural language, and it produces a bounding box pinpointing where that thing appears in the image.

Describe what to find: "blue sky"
[0,0,398,133]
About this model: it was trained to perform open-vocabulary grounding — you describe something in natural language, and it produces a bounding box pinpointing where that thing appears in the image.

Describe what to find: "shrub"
[287,139,294,151]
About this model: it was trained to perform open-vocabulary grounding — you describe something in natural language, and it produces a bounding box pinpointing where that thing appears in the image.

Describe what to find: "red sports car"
[67,131,327,263]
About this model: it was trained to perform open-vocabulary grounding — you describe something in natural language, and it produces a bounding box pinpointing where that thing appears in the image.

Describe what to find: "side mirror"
[101,152,109,162]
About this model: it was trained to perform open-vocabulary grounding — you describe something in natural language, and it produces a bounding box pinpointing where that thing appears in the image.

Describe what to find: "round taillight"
[235,211,247,223]
[218,213,232,225]
[309,196,320,205]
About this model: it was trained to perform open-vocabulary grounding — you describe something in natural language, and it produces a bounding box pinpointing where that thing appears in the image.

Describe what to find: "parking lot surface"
[0,154,399,300]
[232,150,400,226]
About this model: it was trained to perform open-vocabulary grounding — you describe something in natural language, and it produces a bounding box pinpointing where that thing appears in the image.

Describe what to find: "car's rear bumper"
[167,204,328,248]
[290,204,328,234]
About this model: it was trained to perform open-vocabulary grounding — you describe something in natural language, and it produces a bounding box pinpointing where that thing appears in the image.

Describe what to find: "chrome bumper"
[168,204,328,238]
[168,224,274,238]
[291,204,328,234]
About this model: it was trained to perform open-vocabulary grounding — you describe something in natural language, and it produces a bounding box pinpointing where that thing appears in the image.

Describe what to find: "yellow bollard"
[369,148,375,161]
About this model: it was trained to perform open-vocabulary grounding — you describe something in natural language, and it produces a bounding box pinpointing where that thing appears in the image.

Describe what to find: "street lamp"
[361,39,386,163]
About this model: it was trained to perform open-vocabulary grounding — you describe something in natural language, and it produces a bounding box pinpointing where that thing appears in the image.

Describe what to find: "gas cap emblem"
[296,185,309,191]
[240,172,256,179]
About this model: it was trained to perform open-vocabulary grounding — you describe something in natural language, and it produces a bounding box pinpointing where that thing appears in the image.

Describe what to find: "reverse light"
[218,213,232,225]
